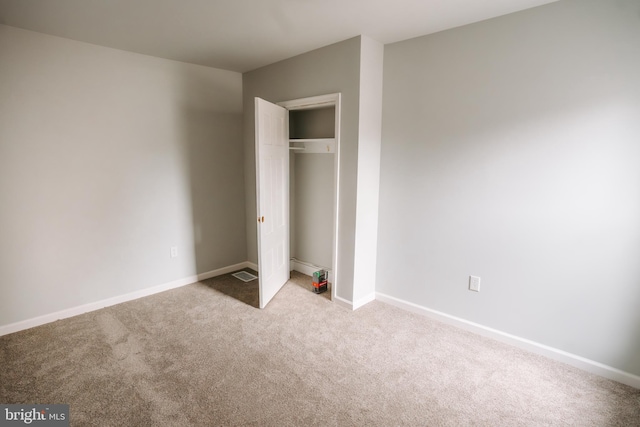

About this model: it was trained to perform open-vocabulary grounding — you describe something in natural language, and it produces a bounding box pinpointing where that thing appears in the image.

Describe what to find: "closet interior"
[288,105,336,283]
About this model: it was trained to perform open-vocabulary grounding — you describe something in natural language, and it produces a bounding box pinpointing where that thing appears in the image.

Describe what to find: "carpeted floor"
[1,271,638,426]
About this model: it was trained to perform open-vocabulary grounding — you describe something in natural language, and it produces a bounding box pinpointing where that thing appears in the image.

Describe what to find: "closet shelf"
[289,138,335,154]
[289,138,335,142]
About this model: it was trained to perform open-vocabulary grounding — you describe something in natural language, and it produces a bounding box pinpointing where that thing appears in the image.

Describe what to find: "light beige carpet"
[1,271,639,426]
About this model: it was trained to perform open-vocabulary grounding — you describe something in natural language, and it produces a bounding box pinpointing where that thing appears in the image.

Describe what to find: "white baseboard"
[0,261,255,337]
[331,292,375,311]
[332,295,353,310]
[290,258,333,283]
[375,292,640,389]
[353,292,376,310]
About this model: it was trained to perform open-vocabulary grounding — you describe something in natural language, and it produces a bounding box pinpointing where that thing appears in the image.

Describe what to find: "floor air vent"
[231,271,258,282]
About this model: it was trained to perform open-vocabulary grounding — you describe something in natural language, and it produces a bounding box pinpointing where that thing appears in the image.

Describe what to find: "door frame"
[278,93,341,302]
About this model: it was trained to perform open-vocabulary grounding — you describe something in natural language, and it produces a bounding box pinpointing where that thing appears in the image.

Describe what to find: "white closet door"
[255,97,289,308]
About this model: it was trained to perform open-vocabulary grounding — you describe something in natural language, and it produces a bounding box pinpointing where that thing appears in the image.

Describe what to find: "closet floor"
[201,269,331,309]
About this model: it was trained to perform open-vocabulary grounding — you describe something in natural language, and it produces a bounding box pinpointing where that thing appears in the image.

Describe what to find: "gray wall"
[289,107,335,139]
[243,36,362,302]
[0,25,246,327]
[292,153,335,268]
[377,0,640,375]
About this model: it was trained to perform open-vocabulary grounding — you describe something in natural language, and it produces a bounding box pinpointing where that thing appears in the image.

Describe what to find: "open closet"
[255,93,340,308]
[288,105,336,284]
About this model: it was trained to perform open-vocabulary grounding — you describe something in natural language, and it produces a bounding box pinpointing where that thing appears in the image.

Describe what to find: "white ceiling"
[0,0,558,73]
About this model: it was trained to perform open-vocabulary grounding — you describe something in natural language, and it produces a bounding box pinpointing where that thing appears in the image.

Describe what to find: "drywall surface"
[293,153,335,268]
[0,25,245,327]
[352,35,384,304]
[289,107,335,139]
[243,36,361,302]
[377,0,640,375]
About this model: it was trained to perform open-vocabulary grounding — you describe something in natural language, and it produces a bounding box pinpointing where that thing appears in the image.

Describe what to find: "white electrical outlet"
[170,246,178,258]
[469,276,481,292]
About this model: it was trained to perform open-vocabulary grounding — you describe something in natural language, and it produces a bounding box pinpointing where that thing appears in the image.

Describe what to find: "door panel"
[255,97,289,308]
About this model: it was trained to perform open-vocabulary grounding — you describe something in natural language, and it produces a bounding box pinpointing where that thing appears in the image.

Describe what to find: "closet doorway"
[255,93,341,308]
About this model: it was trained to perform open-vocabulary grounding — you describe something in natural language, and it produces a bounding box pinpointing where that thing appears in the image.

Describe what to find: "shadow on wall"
[629,305,640,377]
[608,289,640,424]
[176,67,246,278]
[621,284,640,376]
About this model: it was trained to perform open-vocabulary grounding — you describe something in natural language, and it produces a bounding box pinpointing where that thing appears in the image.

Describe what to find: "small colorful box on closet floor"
[312,270,328,294]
